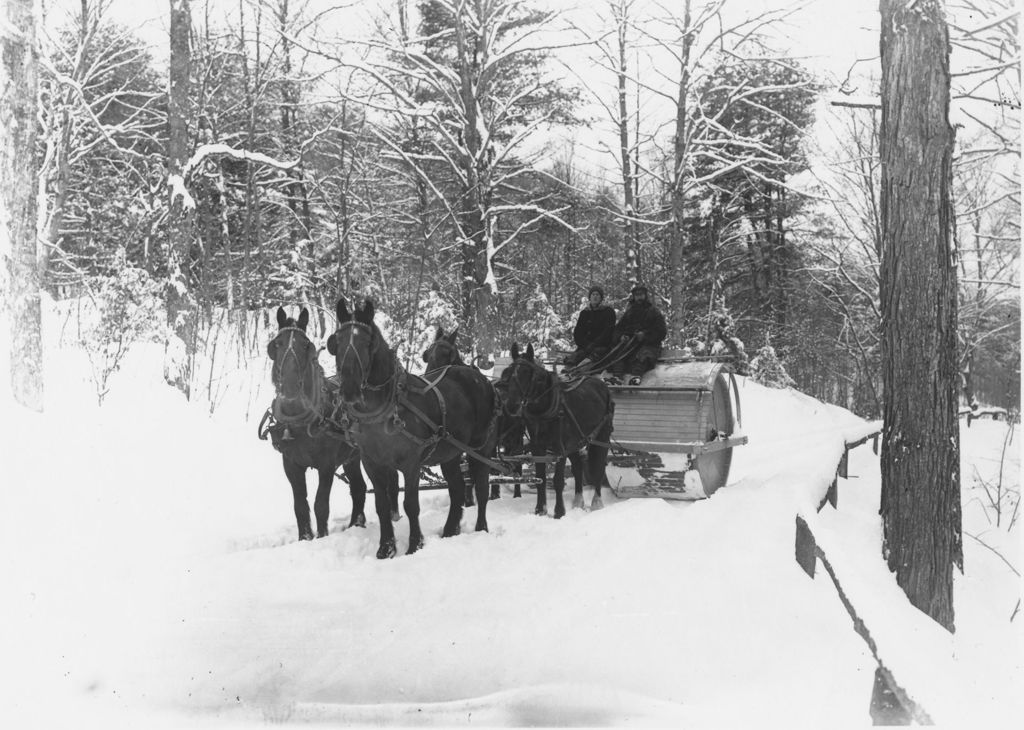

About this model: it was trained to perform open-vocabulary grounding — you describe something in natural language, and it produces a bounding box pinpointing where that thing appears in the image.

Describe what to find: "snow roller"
[606,359,747,500]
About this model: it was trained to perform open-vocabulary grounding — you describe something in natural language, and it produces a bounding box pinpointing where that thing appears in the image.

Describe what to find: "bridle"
[333,320,401,421]
[270,326,325,427]
[506,359,562,421]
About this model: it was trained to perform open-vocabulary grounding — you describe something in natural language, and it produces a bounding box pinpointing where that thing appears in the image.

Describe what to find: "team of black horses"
[262,297,614,559]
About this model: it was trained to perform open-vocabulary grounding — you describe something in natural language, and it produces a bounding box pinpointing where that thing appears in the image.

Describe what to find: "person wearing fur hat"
[608,284,666,385]
[564,285,616,367]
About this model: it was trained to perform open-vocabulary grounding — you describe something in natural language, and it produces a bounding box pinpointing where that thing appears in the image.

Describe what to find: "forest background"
[32,0,1019,416]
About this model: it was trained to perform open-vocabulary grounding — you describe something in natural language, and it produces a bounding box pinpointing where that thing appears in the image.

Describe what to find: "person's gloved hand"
[620,334,630,343]
[636,330,645,342]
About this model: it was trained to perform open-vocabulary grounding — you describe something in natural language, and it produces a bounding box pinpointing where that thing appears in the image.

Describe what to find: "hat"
[587,285,604,300]
[631,284,649,296]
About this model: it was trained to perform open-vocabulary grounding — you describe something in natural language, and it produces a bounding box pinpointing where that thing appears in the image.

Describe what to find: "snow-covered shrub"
[521,286,570,356]
[688,298,749,373]
[398,288,461,370]
[750,344,795,389]
[79,265,165,403]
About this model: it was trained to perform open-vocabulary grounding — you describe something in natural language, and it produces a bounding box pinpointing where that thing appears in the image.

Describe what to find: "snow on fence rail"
[793,421,963,725]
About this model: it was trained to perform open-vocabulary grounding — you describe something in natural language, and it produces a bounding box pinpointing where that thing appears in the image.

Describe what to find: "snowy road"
[4,372,1018,728]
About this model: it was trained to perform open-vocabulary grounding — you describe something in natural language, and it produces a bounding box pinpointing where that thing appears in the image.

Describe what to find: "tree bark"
[668,0,692,342]
[615,0,639,286]
[878,0,962,633]
[166,0,194,397]
[2,0,44,411]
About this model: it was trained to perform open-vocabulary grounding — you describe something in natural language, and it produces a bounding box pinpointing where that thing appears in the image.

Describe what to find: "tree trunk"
[615,0,639,285]
[2,0,44,411]
[453,4,496,357]
[166,0,194,397]
[878,0,962,633]
[668,0,692,342]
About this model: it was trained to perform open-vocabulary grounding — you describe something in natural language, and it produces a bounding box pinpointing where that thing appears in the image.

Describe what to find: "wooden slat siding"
[612,389,707,444]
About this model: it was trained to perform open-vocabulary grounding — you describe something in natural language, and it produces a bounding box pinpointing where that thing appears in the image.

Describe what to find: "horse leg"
[388,470,402,522]
[313,466,334,538]
[553,457,567,519]
[364,461,397,559]
[490,463,502,500]
[588,444,609,511]
[469,458,490,532]
[534,459,548,516]
[283,457,314,541]
[572,449,587,510]
[464,458,476,508]
[569,451,586,512]
[440,458,466,538]
[403,465,424,554]
[342,459,367,528]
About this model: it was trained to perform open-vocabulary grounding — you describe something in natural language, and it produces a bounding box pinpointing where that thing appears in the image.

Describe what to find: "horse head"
[267,306,321,418]
[422,327,463,370]
[328,297,382,405]
[505,344,551,417]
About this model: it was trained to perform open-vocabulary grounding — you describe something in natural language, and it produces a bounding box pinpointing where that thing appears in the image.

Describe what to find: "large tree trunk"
[453,3,496,358]
[166,0,194,397]
[667,0,692,342]
[2,0,44,411]
[878,0,962,634]
[615,0,639,286]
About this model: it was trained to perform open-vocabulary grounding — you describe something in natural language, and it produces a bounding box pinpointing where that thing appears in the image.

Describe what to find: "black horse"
[265,306,397,540]
[328,299,499,558]
[504,343,614,518]
[422,328,539,501]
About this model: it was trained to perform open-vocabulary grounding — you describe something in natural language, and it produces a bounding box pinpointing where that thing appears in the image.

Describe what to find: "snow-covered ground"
[1,314,1020,729]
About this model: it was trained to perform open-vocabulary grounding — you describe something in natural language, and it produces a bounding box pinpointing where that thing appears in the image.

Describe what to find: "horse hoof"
[376,540,397,559]
[513,490,521,499]
[442,523,461,538]
[351,514,367,529]
[572,494,585,509]
[407,536,425,555]
[475,522,488,532]
[316,530,328,539]
[554,507,565,519]
[299,531,315,541]
[590,496,604,511]
[535,507,547,516]
[391,510,402,522]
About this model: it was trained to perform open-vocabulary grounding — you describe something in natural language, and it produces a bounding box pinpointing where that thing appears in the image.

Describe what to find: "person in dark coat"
[608,284,666,385]
[565,285,616,367]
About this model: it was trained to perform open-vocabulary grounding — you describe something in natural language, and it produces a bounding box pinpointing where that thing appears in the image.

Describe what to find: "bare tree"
[316,0,580,356]
[878,0,962,649]
[166,0,195,396]
[2,0,44,411]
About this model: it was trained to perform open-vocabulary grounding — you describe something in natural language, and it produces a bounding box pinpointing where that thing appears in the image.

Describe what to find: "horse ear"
[525,344,535,362]
[336,297,350,322]
[297,308,309,331]
[326,333,338,356]
[435,326,444,341]
[276,306,288,329]
[446,327,458,344]
[361,298,375,322]
[510,343,520,360]
[267,339,279,359]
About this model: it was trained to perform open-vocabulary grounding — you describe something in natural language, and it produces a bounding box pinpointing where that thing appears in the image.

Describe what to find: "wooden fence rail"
[794,423,945,725]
